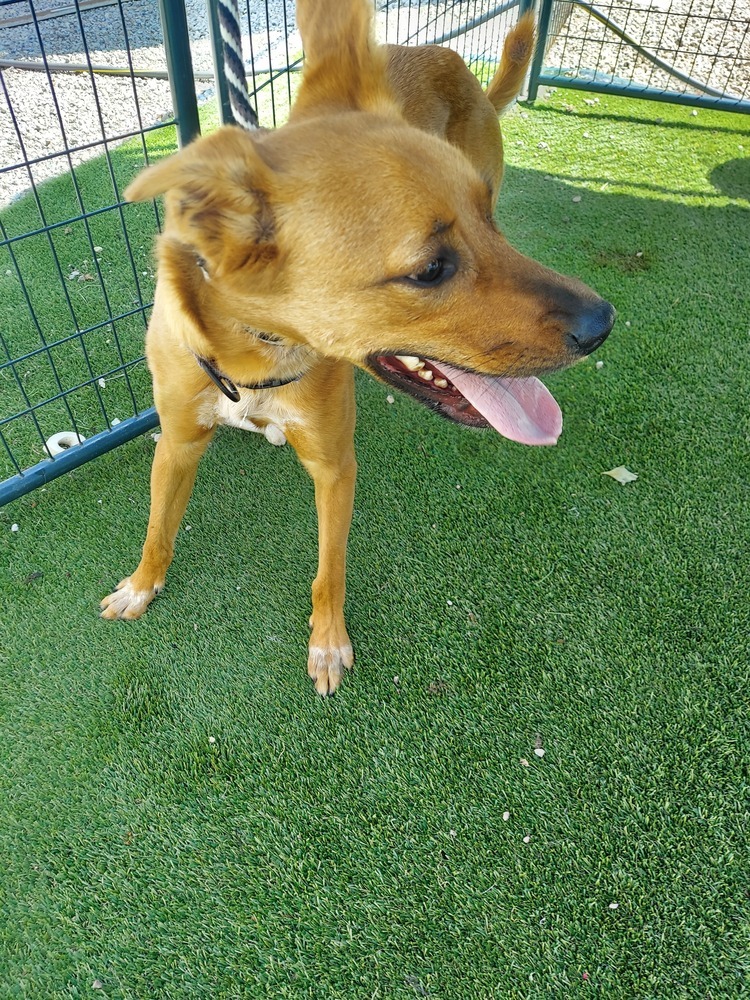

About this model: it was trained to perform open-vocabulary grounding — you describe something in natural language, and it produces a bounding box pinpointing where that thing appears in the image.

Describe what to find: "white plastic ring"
[45,431,86,457]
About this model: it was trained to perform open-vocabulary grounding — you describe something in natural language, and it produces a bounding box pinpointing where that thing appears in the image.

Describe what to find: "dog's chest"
[198,388,294,441]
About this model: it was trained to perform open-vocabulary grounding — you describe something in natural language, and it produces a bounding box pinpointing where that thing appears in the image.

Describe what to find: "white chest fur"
[198,388,292,447]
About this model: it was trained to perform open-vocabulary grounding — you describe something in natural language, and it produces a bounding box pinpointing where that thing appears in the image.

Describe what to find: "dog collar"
[195,355,304,402]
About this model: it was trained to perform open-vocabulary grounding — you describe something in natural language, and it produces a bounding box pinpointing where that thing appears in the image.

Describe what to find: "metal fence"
[1,0,747,507]
[529,0,750,112]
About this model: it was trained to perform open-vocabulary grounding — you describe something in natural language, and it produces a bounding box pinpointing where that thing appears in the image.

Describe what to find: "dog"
[101,1,615,695]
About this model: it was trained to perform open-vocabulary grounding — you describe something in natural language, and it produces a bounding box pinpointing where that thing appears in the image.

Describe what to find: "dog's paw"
[100,577,161,620]
[307,641,354,696]
[263,423,286,447]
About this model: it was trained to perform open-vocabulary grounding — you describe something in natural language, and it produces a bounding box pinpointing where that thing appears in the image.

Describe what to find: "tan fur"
[385,11,535,200]
[101,1,613,695]
[486,10,536,114]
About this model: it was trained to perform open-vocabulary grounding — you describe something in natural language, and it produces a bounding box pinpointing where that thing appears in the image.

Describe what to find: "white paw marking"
[100,579,157,620]
[307,644,354,696]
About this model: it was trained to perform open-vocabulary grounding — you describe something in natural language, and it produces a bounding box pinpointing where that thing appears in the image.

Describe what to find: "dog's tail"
[485,11,535,115]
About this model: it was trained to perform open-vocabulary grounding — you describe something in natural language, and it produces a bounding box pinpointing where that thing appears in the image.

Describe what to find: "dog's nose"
[566,300,616,356]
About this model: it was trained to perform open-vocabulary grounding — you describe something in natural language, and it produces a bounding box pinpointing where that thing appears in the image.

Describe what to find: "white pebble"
[447,599,453,606]
[595,360,604,369]
[11,523,19,532]
[386,394,395,404]
[502,811,510,822]
[522,835,531,843]
[208,736,216,744]
[98,378,106,388]
[534,748,545,758]
[111,417,121,426]
[608,901,619,909]
[520,758,530,767]
[572,195,582,203]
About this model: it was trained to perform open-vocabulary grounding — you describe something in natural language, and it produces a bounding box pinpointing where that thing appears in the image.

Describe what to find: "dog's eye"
[407,256,456,287]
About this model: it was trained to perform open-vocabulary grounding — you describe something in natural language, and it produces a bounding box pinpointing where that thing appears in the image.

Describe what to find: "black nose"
[566,300,616,356]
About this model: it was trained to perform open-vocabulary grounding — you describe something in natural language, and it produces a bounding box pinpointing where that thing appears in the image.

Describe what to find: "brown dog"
[101,2,614,694]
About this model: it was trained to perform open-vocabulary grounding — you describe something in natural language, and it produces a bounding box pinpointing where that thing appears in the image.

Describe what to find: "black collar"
[195,355,304,402]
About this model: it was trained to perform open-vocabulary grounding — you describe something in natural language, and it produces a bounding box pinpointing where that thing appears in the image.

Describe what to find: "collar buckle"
[195,356,241,402]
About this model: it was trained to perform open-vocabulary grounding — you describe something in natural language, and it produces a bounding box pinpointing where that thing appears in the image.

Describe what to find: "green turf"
[1,92,749,998]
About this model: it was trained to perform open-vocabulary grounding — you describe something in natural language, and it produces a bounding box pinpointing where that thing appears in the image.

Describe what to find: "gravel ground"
[0,0,301,205]
[545,0,750,101]
[0,0,747,206]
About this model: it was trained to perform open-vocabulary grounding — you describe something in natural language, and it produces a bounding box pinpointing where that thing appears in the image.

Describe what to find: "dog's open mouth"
[369,354,563,446]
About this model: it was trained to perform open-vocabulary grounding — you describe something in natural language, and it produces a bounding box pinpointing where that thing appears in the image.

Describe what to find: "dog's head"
[126,0,614,446]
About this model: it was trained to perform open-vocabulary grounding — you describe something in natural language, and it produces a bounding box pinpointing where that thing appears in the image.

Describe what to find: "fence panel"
[0,0,199,505]
[529,0,750,113]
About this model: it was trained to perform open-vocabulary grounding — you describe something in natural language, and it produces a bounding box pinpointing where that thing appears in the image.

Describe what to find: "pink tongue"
[431,361,563,446]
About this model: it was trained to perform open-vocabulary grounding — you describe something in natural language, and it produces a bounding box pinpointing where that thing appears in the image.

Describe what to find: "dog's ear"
[293,0,398,118]
[125,127,278,278]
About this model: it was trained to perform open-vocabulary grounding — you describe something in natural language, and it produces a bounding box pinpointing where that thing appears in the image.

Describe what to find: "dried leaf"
[602,466,638,484]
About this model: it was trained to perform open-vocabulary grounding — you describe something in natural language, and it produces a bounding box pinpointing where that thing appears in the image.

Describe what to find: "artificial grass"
[1,93,749,998]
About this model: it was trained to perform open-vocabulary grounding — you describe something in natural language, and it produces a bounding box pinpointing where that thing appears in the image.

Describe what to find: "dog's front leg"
[306,453,357,695]
[286,366,357,695]
[101,419,214,620]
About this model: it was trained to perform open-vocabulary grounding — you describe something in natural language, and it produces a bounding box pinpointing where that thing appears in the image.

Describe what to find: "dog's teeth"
[418,369,433,381]
[395,354,424,371]
[434,377,448,388]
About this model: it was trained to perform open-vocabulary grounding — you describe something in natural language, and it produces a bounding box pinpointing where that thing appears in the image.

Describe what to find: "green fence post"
[527,0,554,103]
[158,0,201,145]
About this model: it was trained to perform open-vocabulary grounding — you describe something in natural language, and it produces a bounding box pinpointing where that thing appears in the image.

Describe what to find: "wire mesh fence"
[1,0,747,505]
[0,0,189,503]
[530,0,750,111]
